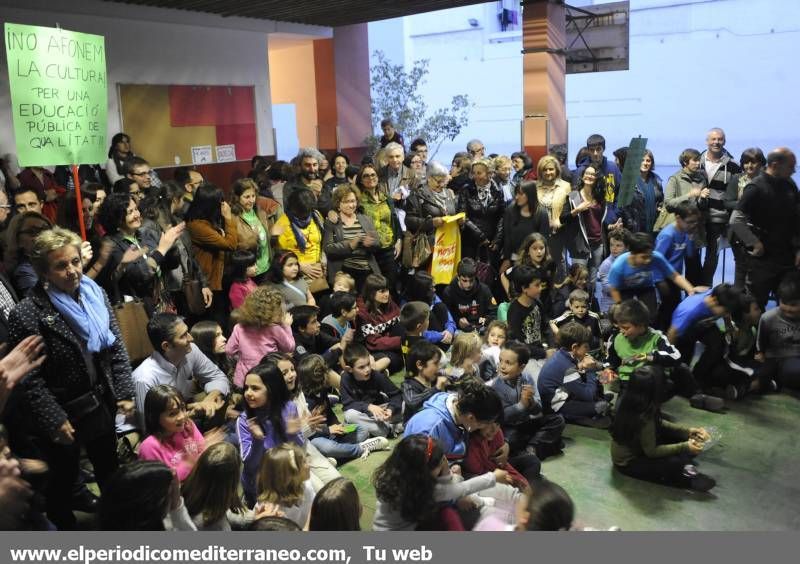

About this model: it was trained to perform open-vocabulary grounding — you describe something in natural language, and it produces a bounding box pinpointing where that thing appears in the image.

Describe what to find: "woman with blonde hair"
[535,155,571,276]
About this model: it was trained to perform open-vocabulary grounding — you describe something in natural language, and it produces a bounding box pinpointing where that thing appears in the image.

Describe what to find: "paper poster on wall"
[191,145,213,164]
[4,22,108,166]
[216,144,236,162]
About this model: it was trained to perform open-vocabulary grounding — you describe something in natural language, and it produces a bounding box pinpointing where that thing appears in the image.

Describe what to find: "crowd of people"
[0,123,798,531]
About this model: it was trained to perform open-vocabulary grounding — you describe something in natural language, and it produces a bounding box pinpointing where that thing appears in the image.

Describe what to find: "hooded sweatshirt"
[403,392,467,458]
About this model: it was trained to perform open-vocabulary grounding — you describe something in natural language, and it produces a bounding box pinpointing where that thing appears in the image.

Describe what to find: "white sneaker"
[359,436,390,458]
[326,457,338,468]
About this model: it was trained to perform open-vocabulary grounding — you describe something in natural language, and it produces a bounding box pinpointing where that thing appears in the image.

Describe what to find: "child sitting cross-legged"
[479,320,508,382]
[756,272,800,392]
[507,265,554,370]
[490,341,566,460]
[537,322,611,429]
[550,289,602,353]
[297,354,389,463]
[292,305,347,369]
[399,301,432,372]
[340,343,404,438]
[443,332,483,382]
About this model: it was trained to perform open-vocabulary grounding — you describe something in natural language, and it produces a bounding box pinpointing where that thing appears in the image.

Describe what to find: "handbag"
[475,246,495,285]
[652,206,673,232]
[181,254,206,315]
[402,222,432,269]
[114,299,153,364]
[307,276,329,294]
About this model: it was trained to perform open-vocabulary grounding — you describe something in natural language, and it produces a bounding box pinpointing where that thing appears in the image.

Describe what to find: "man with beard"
[284,148,330,214]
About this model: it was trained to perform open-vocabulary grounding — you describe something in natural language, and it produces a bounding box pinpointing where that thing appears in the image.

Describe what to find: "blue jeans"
[310,425,369,460]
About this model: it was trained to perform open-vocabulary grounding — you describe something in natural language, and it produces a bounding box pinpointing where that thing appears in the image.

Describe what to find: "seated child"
[537,322,610,428]
[550,289,602,353]
[490,341,565,459]
[297,354,389,462]
[479,320,508,381]
[228,250,258,311]
[405,270,457,348]
[255,443,316,529]
[443,332,483,382]
[506,265,553,364]
[596,228,628,314]
[340,343,403,437]
[399,301,432,371]
[442,258,496,334]
[401,340,447,423]
[608,232,697,325]
[756,272,800,391]
[550,263,591,318]
[357,274,404,374]
[292,305,346,368]
[317,272,356,319]
[320,291,357,341]
[610,299,721,412]
[475,478,575,531]
[464,421,539,486]
[610,366,716,492]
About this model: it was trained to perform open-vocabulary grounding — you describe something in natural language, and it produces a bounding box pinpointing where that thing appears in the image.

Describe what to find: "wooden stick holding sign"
[71,164,87,241]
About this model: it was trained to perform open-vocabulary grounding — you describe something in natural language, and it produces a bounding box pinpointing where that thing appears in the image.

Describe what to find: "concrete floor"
[338,385,800,531]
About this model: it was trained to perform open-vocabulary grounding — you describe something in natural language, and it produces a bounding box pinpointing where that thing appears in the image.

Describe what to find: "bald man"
[730,147,798,308]
[699,128,741,285]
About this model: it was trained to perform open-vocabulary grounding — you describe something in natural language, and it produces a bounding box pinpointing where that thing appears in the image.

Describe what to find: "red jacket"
[356,297,401,352]
[463,429,529,489]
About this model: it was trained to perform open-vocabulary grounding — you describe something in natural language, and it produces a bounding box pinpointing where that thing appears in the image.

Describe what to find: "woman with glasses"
[323,184,381,289]
[406,161,461,271]
[356,164,403,293]
[112,178,144,204]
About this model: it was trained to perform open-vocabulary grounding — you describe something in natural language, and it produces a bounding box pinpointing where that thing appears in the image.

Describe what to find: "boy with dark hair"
[596,228,628,313]
[537,322,610,428]
[608,232,698,324]
[490,340,565,459]
[340,343,403,437]
[442,258,495,333]
[655,201,702,329]
[608,299,723,411]
[550,289,602,351]
[507,265,552,362]
[398,301,431,371]
[292,304,347,368]
[401,340,446,423]
[320,291,358,340]
[756,273,800,391]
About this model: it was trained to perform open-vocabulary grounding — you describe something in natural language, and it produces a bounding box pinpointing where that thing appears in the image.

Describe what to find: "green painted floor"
[336,382,800,531]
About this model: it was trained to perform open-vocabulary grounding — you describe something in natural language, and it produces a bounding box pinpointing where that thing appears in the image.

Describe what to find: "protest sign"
[431,213,465,285]
[216,144,236,162]
[4,23,107,167]
[192,145,213,164]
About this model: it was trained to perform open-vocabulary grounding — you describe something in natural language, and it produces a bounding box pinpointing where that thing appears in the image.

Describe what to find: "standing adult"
[230,178,271,282]
[458,159,505,262]
[106,132,132,185]
[283,148,326,207]
[379,119,404,149]
[535,155,571,275]
[493,155,515,203]
[498,181,550,271]
[724,148,767,289]
[379,142,417,206]
[323,184,380,289]
[573,134,622,224]
[730,148,799,309]
[8,227,134,529]
[324,152,351,194]
[410,138,429,181]
[356,165,403,293]
[637,150,664,235]
[185,184,239,322]
[4,212,53,296]
[406,162,460,270]
[699,128,741,285]
[564,166,607,289]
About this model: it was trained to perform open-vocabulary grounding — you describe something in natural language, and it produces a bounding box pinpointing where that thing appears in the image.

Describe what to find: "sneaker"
[689,473,716,492]
[326,457,338,468]
[359,436,390,458]
[689,394,725,413]
[327,394,340,405]
[723,385,739,401]
[391,422,405,436]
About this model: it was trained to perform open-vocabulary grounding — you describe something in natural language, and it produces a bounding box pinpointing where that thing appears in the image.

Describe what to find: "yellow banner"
[431,213,465,285]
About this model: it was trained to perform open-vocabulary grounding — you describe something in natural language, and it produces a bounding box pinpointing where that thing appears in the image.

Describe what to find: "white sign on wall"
[191,145,213,164]
[216,144,236,162]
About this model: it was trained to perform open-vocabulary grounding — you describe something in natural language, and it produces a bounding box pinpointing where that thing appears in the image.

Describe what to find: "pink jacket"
[138,420,205,482]
[228,279,257,311]
[226,323,295,388]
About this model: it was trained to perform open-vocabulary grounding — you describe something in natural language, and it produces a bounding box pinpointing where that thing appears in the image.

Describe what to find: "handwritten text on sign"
[4,23,108,166]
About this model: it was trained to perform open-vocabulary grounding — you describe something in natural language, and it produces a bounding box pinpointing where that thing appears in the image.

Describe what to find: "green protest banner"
[617,136,648,207]
[4,22,107,167]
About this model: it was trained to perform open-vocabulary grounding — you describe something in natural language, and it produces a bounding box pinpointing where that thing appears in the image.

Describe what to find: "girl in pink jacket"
[226,287,295,388]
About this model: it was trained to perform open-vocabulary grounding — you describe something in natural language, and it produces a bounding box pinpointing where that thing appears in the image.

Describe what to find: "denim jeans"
[310,425,369,460]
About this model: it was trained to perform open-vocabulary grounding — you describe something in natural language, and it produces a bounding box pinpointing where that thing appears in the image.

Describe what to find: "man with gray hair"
[466,139,486,159]
[283,147,331,212]
[730,147,799,309]
[699,127,741,284]
[379,142,417,204]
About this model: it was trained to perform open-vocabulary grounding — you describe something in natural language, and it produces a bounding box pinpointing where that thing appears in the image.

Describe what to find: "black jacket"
[458,180,506,258]
[7,283,134,438]
[405,188,458,246]
[441,278,495,331]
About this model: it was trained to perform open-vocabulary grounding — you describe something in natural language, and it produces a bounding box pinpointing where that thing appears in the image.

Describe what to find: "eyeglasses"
[131,170,151,177]
[362,173,378,179]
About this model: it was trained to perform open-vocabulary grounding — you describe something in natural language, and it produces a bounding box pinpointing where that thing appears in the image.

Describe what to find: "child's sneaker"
[359,436,390,458]
[326,457,339,468]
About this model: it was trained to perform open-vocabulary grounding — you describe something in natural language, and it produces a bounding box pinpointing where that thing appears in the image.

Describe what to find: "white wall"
[369,0,800,178]
[0,0,331,163]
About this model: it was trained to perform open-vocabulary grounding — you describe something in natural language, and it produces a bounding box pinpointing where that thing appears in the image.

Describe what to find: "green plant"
[366,50,471,159]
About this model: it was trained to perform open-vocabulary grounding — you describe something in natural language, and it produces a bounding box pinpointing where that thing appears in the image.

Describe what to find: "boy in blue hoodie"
[537,322,611,428]
[490,340,565,459]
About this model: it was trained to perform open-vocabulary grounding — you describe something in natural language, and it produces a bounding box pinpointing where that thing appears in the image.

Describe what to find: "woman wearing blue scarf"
[7,227,135,530]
